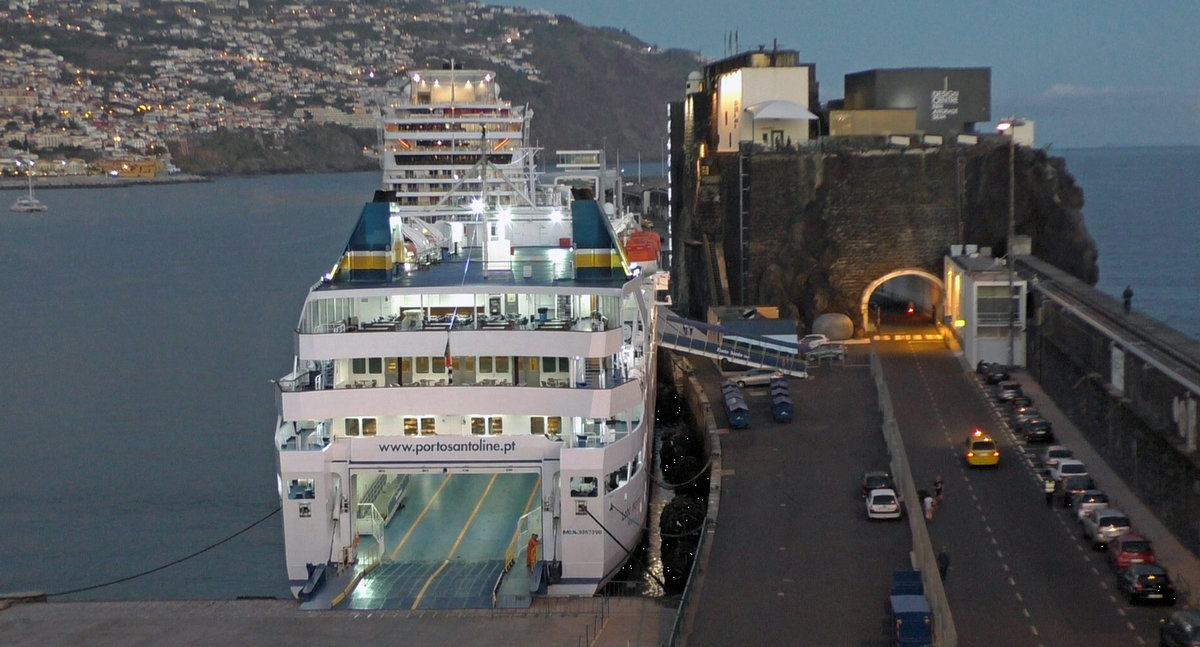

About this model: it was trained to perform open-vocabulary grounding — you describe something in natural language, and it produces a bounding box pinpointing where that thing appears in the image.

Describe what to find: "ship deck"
[315,472,542,610]
[315,245,632,292]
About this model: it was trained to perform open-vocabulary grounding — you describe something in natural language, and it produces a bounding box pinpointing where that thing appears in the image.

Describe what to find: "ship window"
[480,356,493,372]
[352,358,367,374]
[421,418,436,435]
[464,357,475,371]
[471,416,486,435]
[361,418,377,436]
[529,357,539,371]
[570,476,598,498]
[559,357,571,372]
[490,417,503,435]
[345,419,360,436]
[288,479,315,500]
[496,357,509,373]
[531,416,562,436]
[403,417,419,436]
[432,357,446,373]
[369,357,382,374]
[416,357,430,373]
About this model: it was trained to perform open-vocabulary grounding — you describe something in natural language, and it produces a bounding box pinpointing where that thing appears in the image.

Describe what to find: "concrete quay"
[0,174,209,190]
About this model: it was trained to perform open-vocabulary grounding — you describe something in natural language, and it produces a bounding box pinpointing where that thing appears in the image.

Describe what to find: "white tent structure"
[742,100,818,148]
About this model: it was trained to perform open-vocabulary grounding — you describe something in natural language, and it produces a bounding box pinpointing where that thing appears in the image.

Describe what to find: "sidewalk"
[1002,369,1200,606]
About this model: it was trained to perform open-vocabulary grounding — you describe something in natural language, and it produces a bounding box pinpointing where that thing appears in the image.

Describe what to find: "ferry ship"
[272,66,663,609]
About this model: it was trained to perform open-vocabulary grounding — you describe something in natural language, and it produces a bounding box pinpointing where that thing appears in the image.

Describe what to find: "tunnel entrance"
[861,269,944,335]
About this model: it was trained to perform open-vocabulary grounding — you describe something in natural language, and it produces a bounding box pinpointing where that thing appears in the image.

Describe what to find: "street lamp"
[996,117,1024,368]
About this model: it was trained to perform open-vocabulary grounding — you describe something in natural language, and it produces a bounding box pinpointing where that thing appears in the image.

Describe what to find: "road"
[686,349,912,647]
[879,331,1172,646]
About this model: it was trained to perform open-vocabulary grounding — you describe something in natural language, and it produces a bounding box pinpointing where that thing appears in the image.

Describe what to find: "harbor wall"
[1022,257,1200,555]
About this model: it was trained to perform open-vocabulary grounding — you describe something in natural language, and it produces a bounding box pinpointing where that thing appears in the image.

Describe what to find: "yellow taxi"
[964,428,1000,466]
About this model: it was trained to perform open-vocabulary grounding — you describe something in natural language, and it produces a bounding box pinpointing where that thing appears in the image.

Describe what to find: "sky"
[488,1,1200,148]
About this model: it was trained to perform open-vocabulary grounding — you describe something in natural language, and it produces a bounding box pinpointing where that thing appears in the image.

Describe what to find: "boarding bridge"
[656,306,808,378]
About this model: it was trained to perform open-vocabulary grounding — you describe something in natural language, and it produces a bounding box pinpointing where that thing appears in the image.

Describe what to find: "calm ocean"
[0,148,1196,600]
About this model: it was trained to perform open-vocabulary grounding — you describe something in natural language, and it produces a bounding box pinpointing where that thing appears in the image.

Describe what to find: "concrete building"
[843,67,991,137]
[943,244,1028,368]
[690,46,820,153]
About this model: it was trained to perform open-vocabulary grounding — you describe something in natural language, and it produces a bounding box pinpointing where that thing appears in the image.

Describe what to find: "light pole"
[996,117,1024,368]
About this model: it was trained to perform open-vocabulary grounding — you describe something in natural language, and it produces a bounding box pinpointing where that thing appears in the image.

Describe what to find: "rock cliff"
[672,138,1099,333]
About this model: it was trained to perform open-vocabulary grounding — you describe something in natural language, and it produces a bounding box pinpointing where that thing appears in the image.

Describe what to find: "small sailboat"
[10,170,47,212]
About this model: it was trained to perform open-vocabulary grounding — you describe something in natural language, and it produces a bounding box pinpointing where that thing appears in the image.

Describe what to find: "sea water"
[0,148,1197,600]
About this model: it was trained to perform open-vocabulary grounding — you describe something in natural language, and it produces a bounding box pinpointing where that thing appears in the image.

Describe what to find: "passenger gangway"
[656,306,808,378]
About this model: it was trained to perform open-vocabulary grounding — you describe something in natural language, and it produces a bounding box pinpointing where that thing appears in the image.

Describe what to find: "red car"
[1108,533,1157,570]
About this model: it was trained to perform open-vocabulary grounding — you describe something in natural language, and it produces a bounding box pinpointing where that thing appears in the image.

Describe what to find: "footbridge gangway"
[655,306,809,378]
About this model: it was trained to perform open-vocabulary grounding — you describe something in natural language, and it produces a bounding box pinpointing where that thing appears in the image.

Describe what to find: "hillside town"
[2,0,655,179]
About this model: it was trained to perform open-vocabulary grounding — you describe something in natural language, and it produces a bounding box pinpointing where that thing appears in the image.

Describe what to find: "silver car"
[1082,507,1132,549]
[734,367,783,387]
[1073,489,1110,522]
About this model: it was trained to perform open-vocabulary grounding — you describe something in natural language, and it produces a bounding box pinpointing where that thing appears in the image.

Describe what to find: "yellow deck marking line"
[411,473,499,610]
[332,473,455,607]
[388,473,454,561]
[506,477,543,562]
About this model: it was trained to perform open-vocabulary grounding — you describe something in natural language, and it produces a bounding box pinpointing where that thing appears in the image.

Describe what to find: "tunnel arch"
[859,268,945,332]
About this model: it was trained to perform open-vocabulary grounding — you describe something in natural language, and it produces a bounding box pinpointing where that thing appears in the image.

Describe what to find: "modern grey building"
[844,67,991,136]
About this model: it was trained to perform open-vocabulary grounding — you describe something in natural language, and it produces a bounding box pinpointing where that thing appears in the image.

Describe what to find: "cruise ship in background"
[272,65,664,609]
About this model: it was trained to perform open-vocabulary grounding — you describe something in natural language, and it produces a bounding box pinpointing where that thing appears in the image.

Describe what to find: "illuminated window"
[288,479,315,500]
[471,416,486,435]
[403,417,418,436]
[480,356,493,372]
[416,357,429,373]
[421,418,437,435]
[345,419,360,436]
[490,417,503,435]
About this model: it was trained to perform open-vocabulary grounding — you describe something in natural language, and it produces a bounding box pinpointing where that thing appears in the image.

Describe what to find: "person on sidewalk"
[937,550,951,581]
[923,494,935,521]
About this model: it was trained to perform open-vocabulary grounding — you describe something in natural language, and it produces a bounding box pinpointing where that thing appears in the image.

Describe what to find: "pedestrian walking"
[526,533,540,572]
[1043,476,1057,507]
[923,494,935,521]
[1123,285,1134,314]
[937,550,950,581]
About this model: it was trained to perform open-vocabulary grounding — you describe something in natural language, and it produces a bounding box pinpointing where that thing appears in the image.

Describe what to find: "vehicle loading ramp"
[656,307,808,378]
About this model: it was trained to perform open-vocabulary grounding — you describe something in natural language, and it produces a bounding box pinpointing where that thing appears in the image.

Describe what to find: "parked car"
[1011,404,1042,427]
[1021,417,1055,443]
[1007,394,1034,412]
[1107,533,1156,570]
[1159,609,1200,647]
[866,488,902,520]
[860,470,895,498]
[1117,563,1176,605]
[1039,445,1074,469]
[993,381,1024,403]
[977,361,1010,384]
[734,367,783,387]
[805,342,846,362]
[1048,459,1088,483]
[964,429,1000,467]
[799,333,829,352]
[1081,507,1133,549]
[1071,489,1110,521]
[1059,475,1097,508]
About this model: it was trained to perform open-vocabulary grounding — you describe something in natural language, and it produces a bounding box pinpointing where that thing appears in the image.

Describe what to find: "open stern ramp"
[339,471,541,610]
